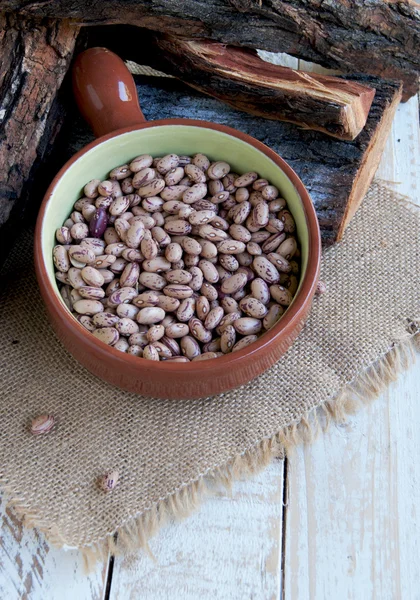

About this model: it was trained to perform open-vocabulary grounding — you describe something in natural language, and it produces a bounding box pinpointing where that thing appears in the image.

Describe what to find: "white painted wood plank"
[284,88,420,600]
[283,357,420,600]
[376,96,420,199]
[0,498,109,600]
[110,460,284,600]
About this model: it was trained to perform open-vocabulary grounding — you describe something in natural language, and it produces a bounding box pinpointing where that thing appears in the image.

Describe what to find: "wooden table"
[1,56,419,600]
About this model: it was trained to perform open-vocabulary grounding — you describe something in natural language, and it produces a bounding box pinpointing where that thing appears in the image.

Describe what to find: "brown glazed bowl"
[34,48,321,400]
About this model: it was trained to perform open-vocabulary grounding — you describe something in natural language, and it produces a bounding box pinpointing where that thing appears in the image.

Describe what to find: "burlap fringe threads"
[23,333,417,571]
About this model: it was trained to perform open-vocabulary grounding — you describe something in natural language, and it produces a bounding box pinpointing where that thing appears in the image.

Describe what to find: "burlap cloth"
[0,183,419,567]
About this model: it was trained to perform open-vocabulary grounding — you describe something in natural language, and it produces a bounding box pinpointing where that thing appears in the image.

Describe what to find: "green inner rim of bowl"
[43,125,309,307]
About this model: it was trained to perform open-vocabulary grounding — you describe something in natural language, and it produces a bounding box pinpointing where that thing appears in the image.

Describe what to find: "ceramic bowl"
[34,48,321,399]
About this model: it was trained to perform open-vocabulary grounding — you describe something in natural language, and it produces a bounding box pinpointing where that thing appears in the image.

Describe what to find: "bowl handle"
[72,47,146,138]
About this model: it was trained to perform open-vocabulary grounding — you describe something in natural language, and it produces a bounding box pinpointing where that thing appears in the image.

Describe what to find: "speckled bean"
[192,153,210,170]
[185,164,207,184]
[128,332,149,347]
[73,299,104,315]
[179,335,200,359]
[163,284,194,299]
[250,278,270,304]
[252,202,269,227]
[164,269,192,285]
[133,291,159,308]
[216,311,241,335]
[143,344,160,361]
[207,161,230,180]
[261,185,279,200]
[160,185,188,202]
[56,227,72,245]
[234,171,258,187]
[269,284,293,306]
[109,196,130,216]
[151,226,171,246]
[119,262,140,287]
[278,210,296,233]
[232,335,258,352]
[263,304,284,330]
[252,256,280,284]
[105,242,127,257]
[156,295,180,312]
[267,252,291,273]
[195,295,209,321]
[53,246,70,272]
[198,259,219,283]
[277,237,297,259]
[230,201,251,224]
[239,297,268,318]
[117,303,140,320]
[165,322,189,338]
[204,306,224,330]
[116,317,139,336]
[175,297,195,322]
[136,307,165,324]
[79,286,105,300]
[126,344,142,356]
[200,282,218,301]
[138,272,167,291]
[165,167,185,186]
[233,317,262,335]
[188,317,212,343]
[192,352,219,361]
[151,341,172,358]
[60,285,72,310]
[108,286,137,306]
[156,154,179,174]
[220,325,236,353]
[160,335,181,355]
[221,272,247,294]
[93,312,119,327]
[80,266,104,287]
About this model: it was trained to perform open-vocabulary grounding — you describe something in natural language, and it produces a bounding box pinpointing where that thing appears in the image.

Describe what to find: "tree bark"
[3,0,419,100]
[0,14,78,261]
[131,34,376,141]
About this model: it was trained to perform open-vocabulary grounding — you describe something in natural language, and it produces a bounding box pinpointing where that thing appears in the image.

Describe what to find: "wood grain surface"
[0,495,109,599]
[107,32,377,141]
[0,55,418,600]
[4,0,420,100]
[111,461,285,600]
[0,13,78,266]
[283,359,420,600]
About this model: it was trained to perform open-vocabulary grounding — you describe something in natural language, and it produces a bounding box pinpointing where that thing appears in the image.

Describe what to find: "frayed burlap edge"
[2,332,418,571]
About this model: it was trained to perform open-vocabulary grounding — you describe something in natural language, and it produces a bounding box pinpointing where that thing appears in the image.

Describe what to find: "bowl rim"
[35,118,321,372]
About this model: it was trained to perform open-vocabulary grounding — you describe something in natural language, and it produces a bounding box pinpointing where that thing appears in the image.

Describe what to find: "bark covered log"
[133,35,376,140]
[3,0,420,100]
[0,14,78,260]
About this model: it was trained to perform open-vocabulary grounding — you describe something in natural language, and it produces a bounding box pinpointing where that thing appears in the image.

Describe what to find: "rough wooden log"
[4,0,419,100]
[67,71,402,245]
[0,14,79,262]
[130,35,376,141]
